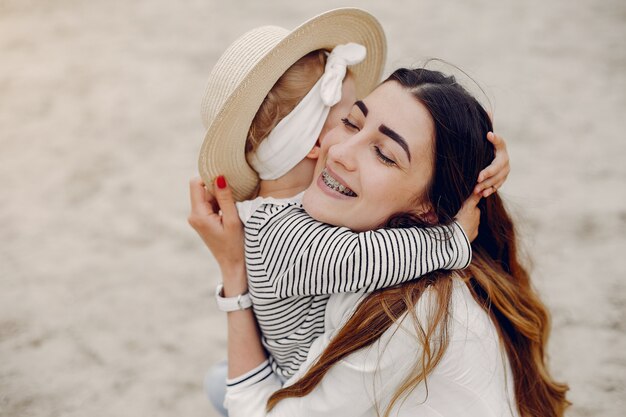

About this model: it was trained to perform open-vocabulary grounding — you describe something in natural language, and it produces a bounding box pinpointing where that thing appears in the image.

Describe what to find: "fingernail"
[216,175,226,189]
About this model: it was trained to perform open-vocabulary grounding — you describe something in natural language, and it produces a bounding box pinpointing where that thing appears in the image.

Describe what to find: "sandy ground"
[0,0,624,416]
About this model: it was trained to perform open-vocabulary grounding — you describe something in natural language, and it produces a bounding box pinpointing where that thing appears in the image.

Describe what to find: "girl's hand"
[474,132,510,197]
[455,193,481,242]
[188,175,245,278]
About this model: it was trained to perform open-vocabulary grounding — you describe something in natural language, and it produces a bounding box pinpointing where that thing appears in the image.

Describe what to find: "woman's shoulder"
[381,278,514,414]
[324,277,494,346]
[380,277,500,356]
[448,277,498,338]
[319,280,515,415]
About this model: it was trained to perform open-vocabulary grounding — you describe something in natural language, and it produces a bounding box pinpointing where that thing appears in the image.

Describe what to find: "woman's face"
[302,81,435,232]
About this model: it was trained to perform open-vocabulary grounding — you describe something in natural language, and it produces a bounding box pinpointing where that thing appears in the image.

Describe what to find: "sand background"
[1,0,624,416]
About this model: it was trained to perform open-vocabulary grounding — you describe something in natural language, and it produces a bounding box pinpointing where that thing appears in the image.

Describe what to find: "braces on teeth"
[322,170,357,197]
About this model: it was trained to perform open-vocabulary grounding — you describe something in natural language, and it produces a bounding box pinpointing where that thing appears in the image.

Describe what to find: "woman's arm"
[188,176,266,378]
[223,266,267,379]
[225,292,421,417]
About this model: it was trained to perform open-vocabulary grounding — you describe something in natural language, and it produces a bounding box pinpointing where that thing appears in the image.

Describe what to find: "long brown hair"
[267,68,569,416]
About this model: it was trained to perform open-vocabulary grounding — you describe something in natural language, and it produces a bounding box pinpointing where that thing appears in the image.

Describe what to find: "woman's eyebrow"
[354,100,368,116]
[379,124,411,162]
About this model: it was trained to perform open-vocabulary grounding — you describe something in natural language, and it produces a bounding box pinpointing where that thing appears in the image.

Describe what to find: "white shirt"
[225,278,520,417]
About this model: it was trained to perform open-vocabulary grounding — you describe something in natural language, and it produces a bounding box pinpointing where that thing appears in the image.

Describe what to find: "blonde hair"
[246,50,328,154]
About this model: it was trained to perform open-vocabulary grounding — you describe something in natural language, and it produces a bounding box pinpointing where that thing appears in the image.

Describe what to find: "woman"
[189,68,569,416]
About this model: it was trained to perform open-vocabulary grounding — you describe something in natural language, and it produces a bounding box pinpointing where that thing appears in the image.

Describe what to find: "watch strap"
[215,283,253,312]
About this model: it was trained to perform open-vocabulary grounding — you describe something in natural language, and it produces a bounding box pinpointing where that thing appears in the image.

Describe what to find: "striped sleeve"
[255,206,472,298]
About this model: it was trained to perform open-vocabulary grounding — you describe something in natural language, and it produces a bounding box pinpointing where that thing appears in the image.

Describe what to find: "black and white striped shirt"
[238,196,471,379]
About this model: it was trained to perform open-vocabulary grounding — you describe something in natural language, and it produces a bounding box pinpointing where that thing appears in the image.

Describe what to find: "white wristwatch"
[215,283,253,312]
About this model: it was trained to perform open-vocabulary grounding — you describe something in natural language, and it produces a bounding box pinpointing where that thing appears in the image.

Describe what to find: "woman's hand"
[474,132,510,197]
[188,175,246,281]
[189,176,266,379]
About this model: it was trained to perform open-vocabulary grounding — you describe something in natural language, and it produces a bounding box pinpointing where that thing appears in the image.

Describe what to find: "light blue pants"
[205,360,228,417]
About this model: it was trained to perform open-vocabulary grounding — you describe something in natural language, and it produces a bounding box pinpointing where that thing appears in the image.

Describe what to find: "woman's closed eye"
[341,117,359,131]
[374,146,396,166]
[342,117,397,167]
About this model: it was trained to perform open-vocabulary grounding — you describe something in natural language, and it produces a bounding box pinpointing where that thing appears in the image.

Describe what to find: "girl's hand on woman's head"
[474,132,510,197]
[455,193,481,242]
[188,176,245,276]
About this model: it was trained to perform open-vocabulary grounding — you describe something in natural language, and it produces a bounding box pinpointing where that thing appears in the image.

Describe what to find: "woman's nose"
[327,136,358,172]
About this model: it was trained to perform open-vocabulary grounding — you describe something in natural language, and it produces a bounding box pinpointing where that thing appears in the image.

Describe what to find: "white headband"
[247,43,366,180]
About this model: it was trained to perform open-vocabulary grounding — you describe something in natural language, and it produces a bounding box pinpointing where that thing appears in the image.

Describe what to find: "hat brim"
[199,8,387,201]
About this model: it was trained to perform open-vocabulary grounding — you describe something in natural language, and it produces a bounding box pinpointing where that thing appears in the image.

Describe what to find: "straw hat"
[198,8,387,201]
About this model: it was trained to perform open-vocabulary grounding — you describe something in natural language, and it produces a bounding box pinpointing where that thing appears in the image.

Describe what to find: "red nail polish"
[216,175,226,189]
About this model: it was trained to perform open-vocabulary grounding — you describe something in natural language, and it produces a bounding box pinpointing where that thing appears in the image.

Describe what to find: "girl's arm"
[256,132,509,298]
[256,209,472,297]
[188,177,266,378]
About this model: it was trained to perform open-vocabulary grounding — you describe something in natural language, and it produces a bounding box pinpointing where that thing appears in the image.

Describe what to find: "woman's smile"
[319,168,357,198]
